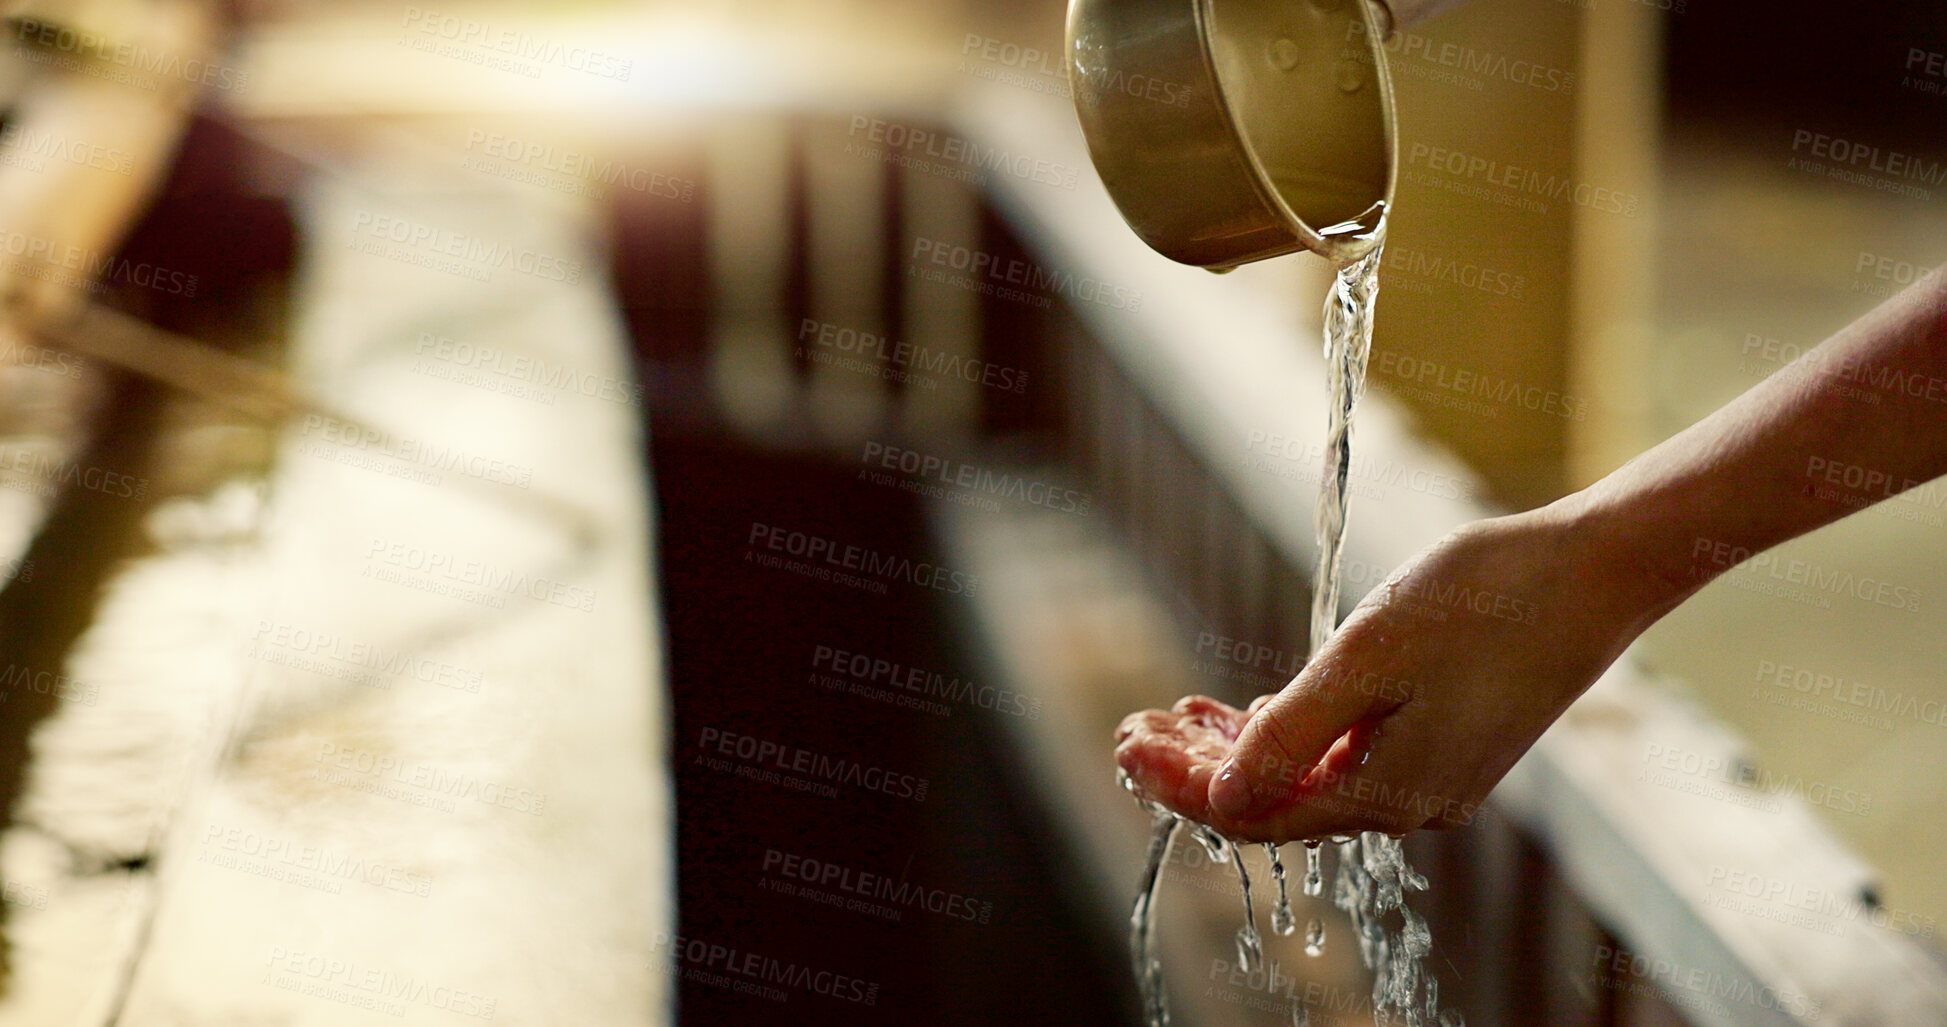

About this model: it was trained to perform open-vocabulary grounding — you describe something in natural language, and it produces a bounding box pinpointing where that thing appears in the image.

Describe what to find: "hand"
[1114,500,1665,842]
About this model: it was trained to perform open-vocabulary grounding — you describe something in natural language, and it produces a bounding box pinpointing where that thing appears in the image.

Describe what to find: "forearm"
[1562,269,1947,629]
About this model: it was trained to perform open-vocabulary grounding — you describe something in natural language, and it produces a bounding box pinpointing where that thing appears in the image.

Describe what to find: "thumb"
[1207,653,1398,821]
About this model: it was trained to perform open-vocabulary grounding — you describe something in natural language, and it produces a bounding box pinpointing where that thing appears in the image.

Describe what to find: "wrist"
[1526,488,1704,641]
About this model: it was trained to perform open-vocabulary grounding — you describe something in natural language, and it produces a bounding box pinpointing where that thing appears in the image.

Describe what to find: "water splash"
[1194,824,1232,865]
[1328,830,1449,1024]
[1119,222,1462,1027]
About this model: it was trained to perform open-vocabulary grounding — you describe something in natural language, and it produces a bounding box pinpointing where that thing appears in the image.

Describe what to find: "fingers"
[1113,722,1216,817]
[1207,627,1402,821]
[1111,697,1247,819]
[1172,694,1236,718]
[1248,790,1425,842]
[1273,794,1426,841]
[1108,685,1485,843]
[1236,732,1432,841]
[1208,719,1485,843]
[1115,709,1164,744]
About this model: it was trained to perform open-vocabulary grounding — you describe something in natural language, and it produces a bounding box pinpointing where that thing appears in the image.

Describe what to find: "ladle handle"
[1374,0,1478,33]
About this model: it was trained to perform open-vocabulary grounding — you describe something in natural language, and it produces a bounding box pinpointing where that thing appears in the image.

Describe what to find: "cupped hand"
[1114,502,1665,843]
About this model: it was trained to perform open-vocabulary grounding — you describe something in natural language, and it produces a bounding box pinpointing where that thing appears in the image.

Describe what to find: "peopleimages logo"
[1706,865,1936,939]
[1398,574,1538,624]
[399,7,633,81]
[1405,142,1641,216]
[797,319,1029,394]
[1591,945,1819,1022]
[413,331,643,407]
[250,619,485,693]
[859,441,1090,515]
[302,414,534,489]
[0,227,198,296]
[652,933,880,1006]
[363,537,598,613]
[1786,129,1944,200]
[348,211,584,284]
[695,726,929,802]
[0,450,147,501]
[13,18,251,92]
[810,644,1042,719]
[0,122,135,175]
[0,662,98,706]
[959,34,1065,78]
[1905,48,1947,96]
[1641,742,1872,817]
[1346,19,1575,94]
[1193,631,1303,681]
[760,848,995,924]
[1384,245,1528,298]
[1790,130,1947,186]
[908,237,1142,311]
[262,946,494,1020]
[1375,350,1586,421]
[847,116,1081,190]
[461,130,690,201]
[1754,659,1947,730]
[201,825,433,897]
[1804,457,1947,526]
[0,336,82,379]
[1741,329,1947,406]
[1691,537,1921,612]
[314,742,545,815]
[746,521,978,597]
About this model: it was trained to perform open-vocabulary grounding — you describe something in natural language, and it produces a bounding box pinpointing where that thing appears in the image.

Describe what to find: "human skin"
[1114,268,1947,843]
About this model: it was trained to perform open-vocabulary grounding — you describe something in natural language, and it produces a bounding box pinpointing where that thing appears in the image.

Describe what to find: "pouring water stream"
[1124,238,1460,1026]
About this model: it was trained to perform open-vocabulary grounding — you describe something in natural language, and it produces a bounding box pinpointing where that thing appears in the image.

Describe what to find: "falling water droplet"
[1304,918,1326,957]
[1267,843,1297,936]
[1303,842,1324,897]
[1236,925,1263,971]
[1234,854,1262,971]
